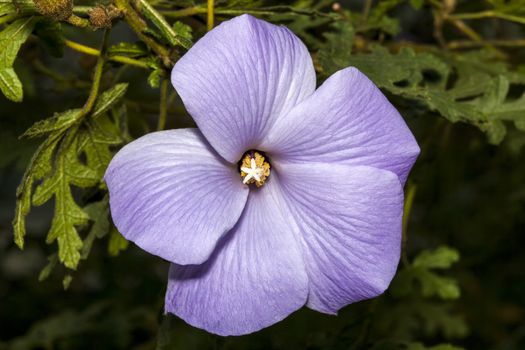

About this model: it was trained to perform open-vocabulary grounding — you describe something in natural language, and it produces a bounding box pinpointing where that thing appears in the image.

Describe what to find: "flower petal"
[262,67,420,185]
[165,177,308,336]
[105,129,248,265]
[275,161,404,314]
[171,14,316,163]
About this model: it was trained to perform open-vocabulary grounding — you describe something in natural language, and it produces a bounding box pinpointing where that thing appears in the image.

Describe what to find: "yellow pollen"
[240,152,270,187]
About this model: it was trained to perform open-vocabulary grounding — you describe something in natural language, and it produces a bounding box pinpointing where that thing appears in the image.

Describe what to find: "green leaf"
[38,254,58,281]
[21,109,81,139]
[108,227,128,256]
[0,17,36,102]
[148,69,162,88]
[92,83,129,118]
[0,67,23,102]
[0,17,35,67]
[409,0,424,9]
[62,275,73,290]
[417,270,461,299]
[318,21,354,76]
[318,37,525,144]
[32,129,98,269]
[413,246,460,269]
[391,246,461,300]
[81,198,110,260]
[79,118,121,180]
[172,21,192,42]
[137,0,191,49]
[13,134,61,249]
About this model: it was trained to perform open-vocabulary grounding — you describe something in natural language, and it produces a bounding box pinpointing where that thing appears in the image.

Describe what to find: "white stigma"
[241,158,262,184]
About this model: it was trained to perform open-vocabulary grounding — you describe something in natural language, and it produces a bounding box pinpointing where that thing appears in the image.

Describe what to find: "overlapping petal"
[262,67,420,185]
[275,162,404,314]
[165,177,308,336]
[171,14,316,163]
[104,129,248,265]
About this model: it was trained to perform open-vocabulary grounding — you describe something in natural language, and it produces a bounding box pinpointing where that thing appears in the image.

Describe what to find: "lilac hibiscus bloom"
[105,14,419,336]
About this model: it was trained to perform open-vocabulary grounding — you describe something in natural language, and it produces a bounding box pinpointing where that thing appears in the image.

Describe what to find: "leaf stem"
[450,11,525,25]
[81,30,110,116]
[65,13,91,28]
[64,39,150,69]
[448,39,525,49]
[157,78,169,130]
[207,0,214,31]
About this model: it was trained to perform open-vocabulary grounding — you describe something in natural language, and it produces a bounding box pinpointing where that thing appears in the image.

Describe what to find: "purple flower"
[105,14,419,336]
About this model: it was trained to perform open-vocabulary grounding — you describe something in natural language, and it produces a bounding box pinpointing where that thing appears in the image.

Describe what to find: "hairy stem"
[81,30,110,116]
[65,13,91,28]
[448,39,525,48]
[207,0,214,31]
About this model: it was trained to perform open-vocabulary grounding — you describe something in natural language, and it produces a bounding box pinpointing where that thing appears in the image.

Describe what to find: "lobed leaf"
[413,246,460,269]
[92,83,129,118]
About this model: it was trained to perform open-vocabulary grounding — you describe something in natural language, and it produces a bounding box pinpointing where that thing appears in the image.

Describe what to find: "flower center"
[239,151,271,187]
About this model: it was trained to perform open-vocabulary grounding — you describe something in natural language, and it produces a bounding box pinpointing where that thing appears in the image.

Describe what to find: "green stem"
[448,39,525,48]
[65,13,91,28]
[81,30,110,116]
[64,39,150,69]
[207,0,214,31]
[401,183,417,267]
[450,11,525,25]
[157,78,169,131]
[362,0,372,21]
[73,6,92,15]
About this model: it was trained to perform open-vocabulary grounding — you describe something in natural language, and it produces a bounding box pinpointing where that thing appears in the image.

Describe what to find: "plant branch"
[448,39,525,49]
[81,30,110,116]
[64,39,150,69]
[207,0,214,31]
[161,5,332,19]
[450,11,525,25]
[65,13,91,28]
[157,78,169,131]
[114,0,172,67]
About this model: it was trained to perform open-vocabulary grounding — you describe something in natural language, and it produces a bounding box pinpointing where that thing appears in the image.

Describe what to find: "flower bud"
[34,0,73,21]
[88,5,122,29]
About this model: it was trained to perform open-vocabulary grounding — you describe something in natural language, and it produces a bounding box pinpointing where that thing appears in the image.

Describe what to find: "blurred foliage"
[1,0,524,349]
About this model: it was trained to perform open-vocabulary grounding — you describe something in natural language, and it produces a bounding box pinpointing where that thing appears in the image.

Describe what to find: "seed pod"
[34,0,74,21]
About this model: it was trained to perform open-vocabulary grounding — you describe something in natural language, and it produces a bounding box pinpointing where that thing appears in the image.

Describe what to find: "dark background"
[1,0,524,349]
